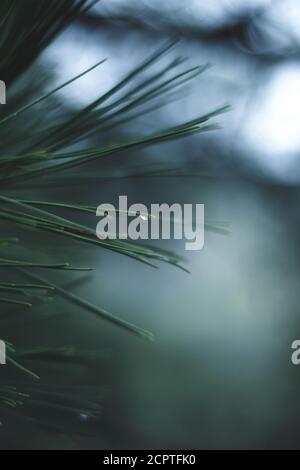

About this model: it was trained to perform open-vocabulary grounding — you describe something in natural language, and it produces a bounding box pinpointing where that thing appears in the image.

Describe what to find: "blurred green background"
[2,0,300,449]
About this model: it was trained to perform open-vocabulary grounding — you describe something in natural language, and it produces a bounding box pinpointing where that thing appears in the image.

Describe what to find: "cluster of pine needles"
[0,0,228,433]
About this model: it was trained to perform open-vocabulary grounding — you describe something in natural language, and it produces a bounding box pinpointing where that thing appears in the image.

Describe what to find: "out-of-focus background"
[3,0,300,449]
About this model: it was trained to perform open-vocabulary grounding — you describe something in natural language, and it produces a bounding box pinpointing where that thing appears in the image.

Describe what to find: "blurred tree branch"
[77,5,300,64]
